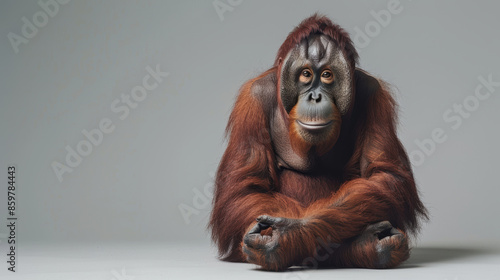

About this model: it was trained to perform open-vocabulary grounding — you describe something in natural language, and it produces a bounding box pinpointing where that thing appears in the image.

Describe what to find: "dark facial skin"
[278,34,353,154]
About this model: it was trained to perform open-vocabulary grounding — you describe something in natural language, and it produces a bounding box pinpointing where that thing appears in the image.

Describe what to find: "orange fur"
[209,14,427,271]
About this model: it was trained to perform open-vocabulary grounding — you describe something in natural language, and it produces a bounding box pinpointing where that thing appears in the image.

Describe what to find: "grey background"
[1,0,500,274]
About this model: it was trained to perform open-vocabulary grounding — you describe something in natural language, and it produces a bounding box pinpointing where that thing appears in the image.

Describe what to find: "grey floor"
[1,243,499,280]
